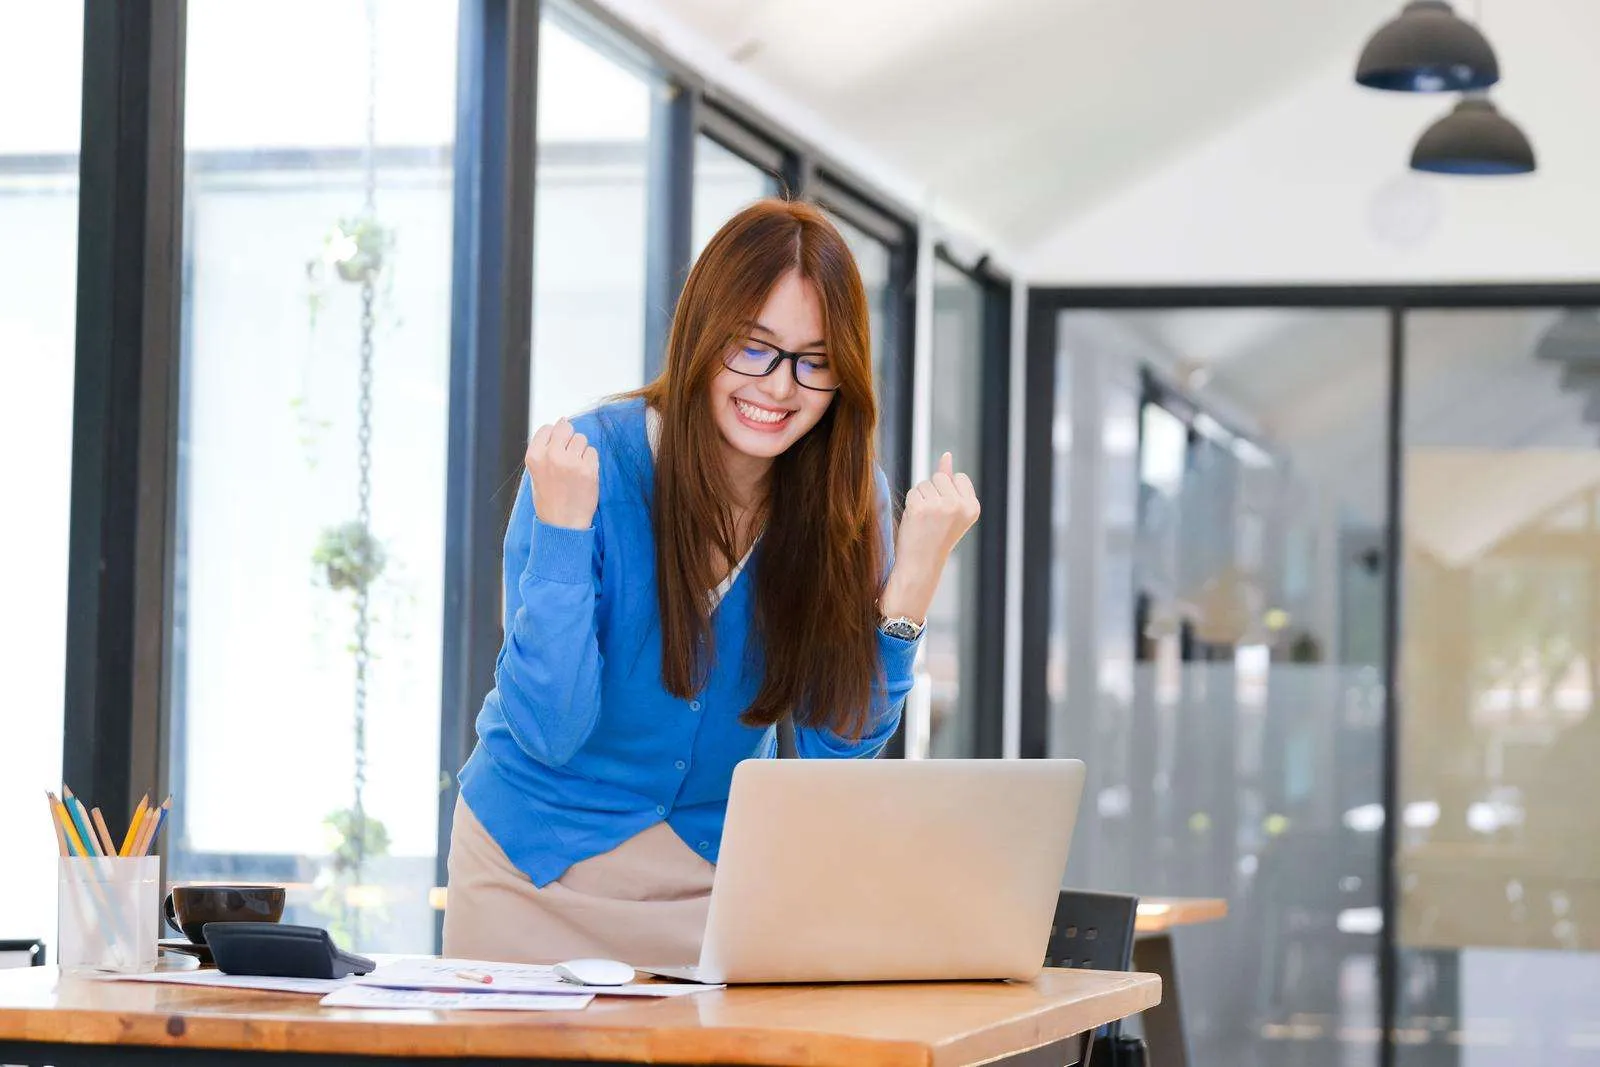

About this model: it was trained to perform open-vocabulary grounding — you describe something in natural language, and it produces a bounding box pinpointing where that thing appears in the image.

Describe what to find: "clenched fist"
[526,418,600,530]
[898,451,980,566]
[880,452,981,625]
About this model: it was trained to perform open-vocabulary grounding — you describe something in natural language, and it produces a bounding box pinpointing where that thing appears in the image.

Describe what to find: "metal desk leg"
[1133,932,1189,1067]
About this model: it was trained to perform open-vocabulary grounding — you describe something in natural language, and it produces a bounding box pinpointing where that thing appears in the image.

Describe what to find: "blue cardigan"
[459,399,917,886]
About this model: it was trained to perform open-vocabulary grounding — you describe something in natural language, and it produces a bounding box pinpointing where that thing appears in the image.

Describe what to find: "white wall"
[1025,2,1600,284]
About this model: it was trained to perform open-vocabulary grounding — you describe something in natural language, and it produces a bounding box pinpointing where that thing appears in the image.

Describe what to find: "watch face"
[883,618,921,640]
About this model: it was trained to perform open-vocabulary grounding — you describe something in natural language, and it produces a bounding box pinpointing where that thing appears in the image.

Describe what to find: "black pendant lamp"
[1410,96,1535,174]
[1355,1,1499,92]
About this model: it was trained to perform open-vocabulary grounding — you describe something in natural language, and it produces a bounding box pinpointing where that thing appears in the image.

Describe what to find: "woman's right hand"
[526,418,600,530]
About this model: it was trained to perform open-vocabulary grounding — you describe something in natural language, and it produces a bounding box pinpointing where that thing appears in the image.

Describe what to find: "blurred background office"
[2,0,1599,1064]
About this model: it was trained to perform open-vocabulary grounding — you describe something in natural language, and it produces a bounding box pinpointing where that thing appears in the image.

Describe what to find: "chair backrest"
[1043,890,1139,972]
[0,940,44,969]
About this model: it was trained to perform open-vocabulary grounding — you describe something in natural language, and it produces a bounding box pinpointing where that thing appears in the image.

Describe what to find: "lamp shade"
[1355,1,1499,92]
[1410,97,1535,175]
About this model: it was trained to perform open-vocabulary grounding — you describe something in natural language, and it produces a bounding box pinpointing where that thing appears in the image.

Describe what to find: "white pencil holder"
[57,856,160,974]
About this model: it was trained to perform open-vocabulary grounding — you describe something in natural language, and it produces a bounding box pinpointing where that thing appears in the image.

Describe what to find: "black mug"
[163,885,286,944]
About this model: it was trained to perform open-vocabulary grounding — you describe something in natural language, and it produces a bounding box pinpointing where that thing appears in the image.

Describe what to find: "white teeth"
[735,398,789,425]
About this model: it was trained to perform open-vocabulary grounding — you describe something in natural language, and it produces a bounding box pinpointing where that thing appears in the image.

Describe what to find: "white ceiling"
[637,0,1395,247]
[621,0,1600,284]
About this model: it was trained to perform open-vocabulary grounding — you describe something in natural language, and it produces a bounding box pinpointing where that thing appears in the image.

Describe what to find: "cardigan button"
[656,805,666,816]
[689,700,702,712]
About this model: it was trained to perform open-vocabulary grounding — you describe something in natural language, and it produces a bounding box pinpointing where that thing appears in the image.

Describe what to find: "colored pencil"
[62,787,101,857]
[151,797,172,854]
[120,794,150,857]
[51,791,132,956]
[137,797,171,857]
[46,792,68,858]
[129,809,152,860]
[90,808,117,857]
[50,791,90,858]
[132,799,159,858]
[49,792,106,955]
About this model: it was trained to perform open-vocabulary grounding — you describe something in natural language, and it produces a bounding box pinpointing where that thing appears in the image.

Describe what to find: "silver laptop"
[643,757,1085,984]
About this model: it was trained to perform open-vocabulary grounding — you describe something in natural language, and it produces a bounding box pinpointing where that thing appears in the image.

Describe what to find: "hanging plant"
[313,521,388,594]
[312,804,391,948]
[321,805,391,879]
[333,215,392,284]
[304,215,394,323]
[301,0,393,948]
[320,214,392,284]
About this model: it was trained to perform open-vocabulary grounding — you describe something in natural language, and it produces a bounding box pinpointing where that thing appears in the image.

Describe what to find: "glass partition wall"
[1046,308,1391,1067]
[1397,308,1600,1066]
[1029,292,1600,1067]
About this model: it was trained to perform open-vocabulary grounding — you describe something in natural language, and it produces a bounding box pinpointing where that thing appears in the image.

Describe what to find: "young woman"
[443,198,980,965]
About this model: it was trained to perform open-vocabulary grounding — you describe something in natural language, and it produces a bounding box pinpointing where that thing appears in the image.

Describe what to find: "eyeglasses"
[723,339,840,392]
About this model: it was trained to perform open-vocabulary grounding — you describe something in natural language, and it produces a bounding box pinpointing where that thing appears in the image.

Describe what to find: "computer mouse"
[553,958,637,986]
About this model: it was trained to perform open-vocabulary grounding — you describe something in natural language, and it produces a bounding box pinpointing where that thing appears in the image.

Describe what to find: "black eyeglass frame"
[723,339,841,393]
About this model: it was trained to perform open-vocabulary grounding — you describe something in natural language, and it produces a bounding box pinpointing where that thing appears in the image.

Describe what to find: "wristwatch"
[879,614,926,642]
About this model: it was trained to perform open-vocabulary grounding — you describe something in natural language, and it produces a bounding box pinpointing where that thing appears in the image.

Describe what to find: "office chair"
[1045,891,1146,1067]
[0,940,45,968]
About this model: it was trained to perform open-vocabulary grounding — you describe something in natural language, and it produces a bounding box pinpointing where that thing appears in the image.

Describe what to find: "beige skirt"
[442,796,714,965]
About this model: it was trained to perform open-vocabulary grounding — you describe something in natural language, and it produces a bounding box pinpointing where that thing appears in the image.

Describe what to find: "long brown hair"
[637,198,883,739]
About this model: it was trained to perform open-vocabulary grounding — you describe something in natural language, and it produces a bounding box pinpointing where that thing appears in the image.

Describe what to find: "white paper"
[553,982,723,997]
[355,958,567,993]
[358,957,724,997]
[321,985,593,1012]
[104,970,352,995]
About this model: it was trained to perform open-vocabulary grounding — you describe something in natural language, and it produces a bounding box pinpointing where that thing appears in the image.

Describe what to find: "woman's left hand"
[880,452,981,625]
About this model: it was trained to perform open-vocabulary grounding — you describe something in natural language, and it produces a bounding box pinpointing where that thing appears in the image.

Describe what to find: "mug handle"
[162,892,182,937]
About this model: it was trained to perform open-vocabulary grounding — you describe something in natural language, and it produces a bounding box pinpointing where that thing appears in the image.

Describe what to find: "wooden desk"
[1134,897,1228,936]
[1130,898,1228,1067]
[0,965,1160,1067]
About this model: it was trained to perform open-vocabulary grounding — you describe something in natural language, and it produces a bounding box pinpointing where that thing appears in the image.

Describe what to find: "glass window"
[1398,308,1600,1063]
[825,211,899,467]
[1049,307,1390,1067]
[531,17,657,427]
[0,0,82,956]
[924,259,987,758]
[168,0,459,953]
[691,134,777,258]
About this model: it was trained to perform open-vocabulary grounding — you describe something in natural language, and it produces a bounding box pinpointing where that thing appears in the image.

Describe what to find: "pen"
[454,970,494,984]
